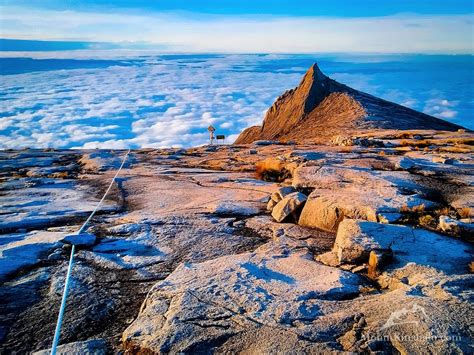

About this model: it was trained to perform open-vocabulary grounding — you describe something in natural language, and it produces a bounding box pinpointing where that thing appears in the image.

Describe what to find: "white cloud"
[424,98,460,119]
[0,55,302,148]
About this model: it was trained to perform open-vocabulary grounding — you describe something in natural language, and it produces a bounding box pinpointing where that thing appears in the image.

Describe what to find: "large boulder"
[271,192,307,222]
[299,195,359,232]
[333,219,405,263]
[295,166,437,232]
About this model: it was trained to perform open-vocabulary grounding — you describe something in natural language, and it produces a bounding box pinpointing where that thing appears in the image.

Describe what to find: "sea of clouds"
[0,53,472,149]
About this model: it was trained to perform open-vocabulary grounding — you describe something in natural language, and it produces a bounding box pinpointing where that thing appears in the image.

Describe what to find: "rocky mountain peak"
[235,63,464,144]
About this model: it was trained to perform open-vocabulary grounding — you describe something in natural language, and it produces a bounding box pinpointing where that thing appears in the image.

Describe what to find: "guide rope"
[51,149,131,355]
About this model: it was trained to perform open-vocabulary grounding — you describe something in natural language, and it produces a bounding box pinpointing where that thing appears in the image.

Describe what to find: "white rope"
[51,149,130,355]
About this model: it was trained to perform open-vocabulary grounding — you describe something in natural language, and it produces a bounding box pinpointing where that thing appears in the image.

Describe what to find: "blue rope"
[51,149,130,354]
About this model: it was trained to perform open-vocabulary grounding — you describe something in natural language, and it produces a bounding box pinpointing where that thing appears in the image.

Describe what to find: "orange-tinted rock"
[235,64,463,144]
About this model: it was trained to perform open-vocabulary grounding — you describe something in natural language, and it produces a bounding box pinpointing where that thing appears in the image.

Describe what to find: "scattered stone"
[204,145,217,152]
[209,202,260,217]
[271,192,307,222]
[294,166,437,232]
[47,249,63,261]
[270,192,282,203]
[340,264,357,271]
[331,135,355,146]
[315,251,340,267]
[377,212,402,224]
[352,265,367,274]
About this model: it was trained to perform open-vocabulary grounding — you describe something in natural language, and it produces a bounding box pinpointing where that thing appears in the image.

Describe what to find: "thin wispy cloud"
[1,5,473,53]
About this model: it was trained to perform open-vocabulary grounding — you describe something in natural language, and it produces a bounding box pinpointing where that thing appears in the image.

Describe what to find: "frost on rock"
[0,231,67,282]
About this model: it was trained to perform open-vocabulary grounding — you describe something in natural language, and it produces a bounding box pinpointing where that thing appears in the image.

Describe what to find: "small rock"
[204,145,217,152]
[249,149,257,154]
[377,212,402,224]
[47,249,63,261]
[316,251,340,267]
[211,202,260,217]
[276,186,296,199]
[267,199,278,211]
[395,157,415,170]
[439,215,474,237]
[271,192,307,223]
[270,192,282,203]
[352,265,367,274]
[232,220,246,228]
[439,215,458,232]
[253,140,277,146]
[166,154,182,160]
[61,232,97,247]
[340,264,357,271]
[432,156,455,164]
[367,250,392,279]
[331,135,355,146]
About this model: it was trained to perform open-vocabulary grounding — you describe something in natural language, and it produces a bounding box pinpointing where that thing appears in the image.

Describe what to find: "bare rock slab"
[123,241,365,353]
[33,339,107,355]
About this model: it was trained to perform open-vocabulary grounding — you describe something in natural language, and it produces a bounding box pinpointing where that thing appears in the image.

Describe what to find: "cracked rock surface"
[0,134,473,353]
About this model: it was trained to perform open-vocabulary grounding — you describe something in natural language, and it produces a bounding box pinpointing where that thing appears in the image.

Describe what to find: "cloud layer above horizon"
[1,4,473,53]
[0,53,472,149]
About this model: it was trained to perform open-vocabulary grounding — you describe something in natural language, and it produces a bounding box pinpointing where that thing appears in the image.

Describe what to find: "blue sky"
[2,0,473,16]
[1,1,473,53]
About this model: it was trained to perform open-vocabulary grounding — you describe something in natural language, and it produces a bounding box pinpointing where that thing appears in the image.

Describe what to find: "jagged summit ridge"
[235,63,463,144]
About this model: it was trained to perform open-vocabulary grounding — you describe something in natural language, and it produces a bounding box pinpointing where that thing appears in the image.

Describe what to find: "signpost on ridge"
[208,125,216,145]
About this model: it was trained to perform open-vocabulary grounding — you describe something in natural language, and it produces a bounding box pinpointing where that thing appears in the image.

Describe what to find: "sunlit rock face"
[235,64,464,144]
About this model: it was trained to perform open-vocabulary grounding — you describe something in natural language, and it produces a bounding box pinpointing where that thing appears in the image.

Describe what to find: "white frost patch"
[208,201,260,216]
[0,179,117,231]
[0,231,67,282]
